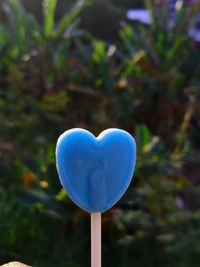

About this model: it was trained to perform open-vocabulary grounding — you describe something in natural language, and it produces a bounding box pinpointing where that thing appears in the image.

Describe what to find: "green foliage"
[43,0,58,37]
[0,0,200,266]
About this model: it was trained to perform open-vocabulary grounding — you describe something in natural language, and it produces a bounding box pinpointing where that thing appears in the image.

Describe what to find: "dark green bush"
[0,0,200,266]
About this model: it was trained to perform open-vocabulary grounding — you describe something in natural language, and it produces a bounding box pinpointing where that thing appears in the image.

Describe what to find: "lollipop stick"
[91,212,101,267]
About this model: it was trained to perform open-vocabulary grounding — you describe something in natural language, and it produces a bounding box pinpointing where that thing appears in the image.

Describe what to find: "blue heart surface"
[56,128,136,213]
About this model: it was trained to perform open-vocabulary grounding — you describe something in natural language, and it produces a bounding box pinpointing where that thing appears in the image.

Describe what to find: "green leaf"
[43,0,57,37]
[136,124,151,152]
[56,188,67,201]
[0,25,8,47]
[40,91,69,121]
[7,0,39,55]
[7,0,26,43]
[144,0,157,30]
[120,26,134,53]
[55,0,88,38]
[92,40,106,63]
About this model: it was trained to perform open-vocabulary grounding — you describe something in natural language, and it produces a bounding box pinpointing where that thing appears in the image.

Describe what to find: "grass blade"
[55,0,88,38]
[43,0,57,37]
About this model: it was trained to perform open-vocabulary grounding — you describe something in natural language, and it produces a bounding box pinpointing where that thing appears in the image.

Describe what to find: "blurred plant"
[118,0,200,146]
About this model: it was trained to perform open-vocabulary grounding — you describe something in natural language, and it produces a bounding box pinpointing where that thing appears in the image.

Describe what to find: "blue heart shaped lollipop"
[56,128,136,213]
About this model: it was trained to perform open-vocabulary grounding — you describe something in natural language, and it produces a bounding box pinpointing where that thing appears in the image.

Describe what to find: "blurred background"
[0,0,200,266]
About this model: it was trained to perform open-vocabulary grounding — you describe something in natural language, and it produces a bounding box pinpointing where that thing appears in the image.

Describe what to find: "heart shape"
[56,128,136,213]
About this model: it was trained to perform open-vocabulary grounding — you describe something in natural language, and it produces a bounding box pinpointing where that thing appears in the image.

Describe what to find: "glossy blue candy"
[56,128,136,213]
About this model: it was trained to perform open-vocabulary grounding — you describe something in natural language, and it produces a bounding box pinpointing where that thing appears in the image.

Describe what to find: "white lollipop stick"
[91,212,101,267]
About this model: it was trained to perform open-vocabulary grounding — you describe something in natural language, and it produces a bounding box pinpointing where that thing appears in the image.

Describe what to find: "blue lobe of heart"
[56,128,136,213]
